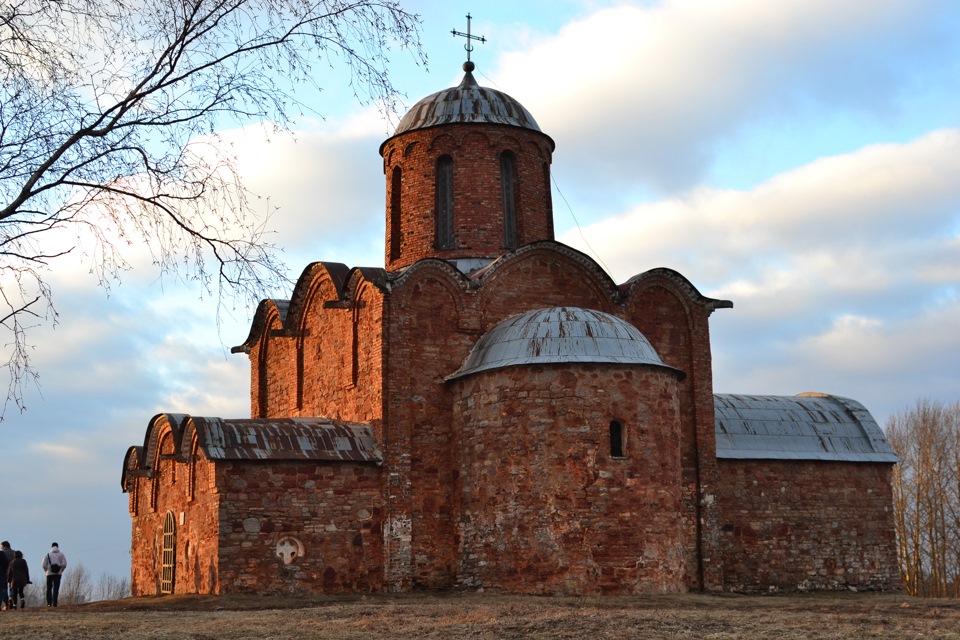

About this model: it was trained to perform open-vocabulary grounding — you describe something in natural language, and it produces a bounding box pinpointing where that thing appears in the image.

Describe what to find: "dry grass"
[1,591,958,639]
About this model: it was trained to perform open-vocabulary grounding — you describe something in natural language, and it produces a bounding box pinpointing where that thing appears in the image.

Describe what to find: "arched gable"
[141,413,189,468]
[252,303,289,417]
[123,412,187,495]
[286,261,351,332]
[230,298,290,355]
[343,267,389,303]
[178,416,203,460]
[388,258,472,330]
[121,445,145,491]
[623,267,732,316]
[289,264,350,409]
[472,241,623,324]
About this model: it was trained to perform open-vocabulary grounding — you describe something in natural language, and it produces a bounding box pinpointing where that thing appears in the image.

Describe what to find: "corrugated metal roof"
[714,393,898,462]
[447,306,684,380]
[383,68,553,152]
[192,417,382,464]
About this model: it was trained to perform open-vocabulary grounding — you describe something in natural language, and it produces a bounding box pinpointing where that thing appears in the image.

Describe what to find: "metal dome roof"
[447,306,684,380]
[389,63,548,141]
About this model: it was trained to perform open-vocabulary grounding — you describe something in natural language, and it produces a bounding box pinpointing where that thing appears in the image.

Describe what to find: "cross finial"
[451,13,486,65]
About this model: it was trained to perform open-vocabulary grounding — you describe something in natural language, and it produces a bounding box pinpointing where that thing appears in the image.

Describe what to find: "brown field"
[1,591,958,639]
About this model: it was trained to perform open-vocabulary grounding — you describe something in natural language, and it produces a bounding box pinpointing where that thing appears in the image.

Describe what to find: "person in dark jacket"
[0,541,11,609]
[6,550,29,610]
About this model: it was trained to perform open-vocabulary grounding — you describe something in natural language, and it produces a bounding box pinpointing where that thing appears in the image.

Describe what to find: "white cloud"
[558,128,960,426]
[563,129,960,290]
[491,0,957,194]
[31,441,92,462]
[218,116,388,267]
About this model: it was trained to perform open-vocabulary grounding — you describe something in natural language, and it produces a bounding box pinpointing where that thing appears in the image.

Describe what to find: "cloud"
[219,115,389,269]
[491,0,959,196]
[563,129,960,292]
[558,129,960,425]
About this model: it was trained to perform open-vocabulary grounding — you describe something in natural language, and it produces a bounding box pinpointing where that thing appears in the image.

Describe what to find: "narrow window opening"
[256,340,269,418]
[131,481,140,517]
[500,151,517,249]
[544,163,554,240]
[610,420,625,457]
[351,307,360,388]
[188,439,199,502]
[390,166,402,261]
[435,156,454,249]
[161,511,177,594]
[296,342,304,410]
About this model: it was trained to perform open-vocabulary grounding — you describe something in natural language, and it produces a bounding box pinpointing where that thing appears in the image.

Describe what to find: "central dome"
[447,307,684,380]
[388,64,550,143]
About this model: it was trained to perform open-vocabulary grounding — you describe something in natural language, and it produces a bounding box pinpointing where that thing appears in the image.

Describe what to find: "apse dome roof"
[384,62,553,150]
[447,306,684,380]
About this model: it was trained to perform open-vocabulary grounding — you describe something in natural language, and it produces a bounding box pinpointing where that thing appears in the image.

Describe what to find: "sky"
[2,0,959,586]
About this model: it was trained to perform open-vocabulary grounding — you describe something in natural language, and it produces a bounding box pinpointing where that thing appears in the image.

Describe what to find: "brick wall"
[624,272,725,590]
[452,363,686,594]
[381,124,554,270]
[215,460,383,595]
[382,271,473,590]
[129,428,219,596]
[248,267,385,436]
[716,459,899,592]
[379,246,719,592]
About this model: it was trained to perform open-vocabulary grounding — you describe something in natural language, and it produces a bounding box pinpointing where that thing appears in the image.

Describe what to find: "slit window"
[435,156,454,249]
[500,151,517,249]
[390,166,402,261]
[610,420,625,457]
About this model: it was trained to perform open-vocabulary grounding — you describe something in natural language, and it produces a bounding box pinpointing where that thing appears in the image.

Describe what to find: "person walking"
[0,541,12,610]
[41,542,67,607]
[6,551,29,610]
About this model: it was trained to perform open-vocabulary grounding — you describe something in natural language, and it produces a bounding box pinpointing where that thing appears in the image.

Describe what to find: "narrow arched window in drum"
[435,155,454,249]
[500,151,517,249]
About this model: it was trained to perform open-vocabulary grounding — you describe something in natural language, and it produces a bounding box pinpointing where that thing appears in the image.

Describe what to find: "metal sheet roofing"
[447,306,684,380]
[714,393,898,462]
[191,417,382,464]
[385,68,552,149]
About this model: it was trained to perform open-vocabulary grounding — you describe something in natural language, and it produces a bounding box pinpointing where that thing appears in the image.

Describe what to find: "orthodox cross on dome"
[451,13,486,65]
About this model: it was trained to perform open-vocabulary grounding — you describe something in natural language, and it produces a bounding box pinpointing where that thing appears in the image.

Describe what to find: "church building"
[121,58,900,596]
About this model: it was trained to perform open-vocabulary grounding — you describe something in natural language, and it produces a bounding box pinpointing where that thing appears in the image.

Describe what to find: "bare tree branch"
[0,0,425,418]
[888,399,960,597]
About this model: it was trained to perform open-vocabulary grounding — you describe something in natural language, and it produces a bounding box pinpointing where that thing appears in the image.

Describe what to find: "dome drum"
[381,68,555,271]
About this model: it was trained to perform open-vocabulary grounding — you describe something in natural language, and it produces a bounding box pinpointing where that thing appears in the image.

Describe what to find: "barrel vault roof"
[714,393,898,463]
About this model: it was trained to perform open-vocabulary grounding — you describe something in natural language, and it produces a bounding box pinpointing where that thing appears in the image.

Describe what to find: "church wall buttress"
[623,280,724,591]
[382,273,470,590]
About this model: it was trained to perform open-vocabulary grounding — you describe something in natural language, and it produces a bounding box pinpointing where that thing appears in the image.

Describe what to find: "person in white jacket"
[41,543,67,607]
